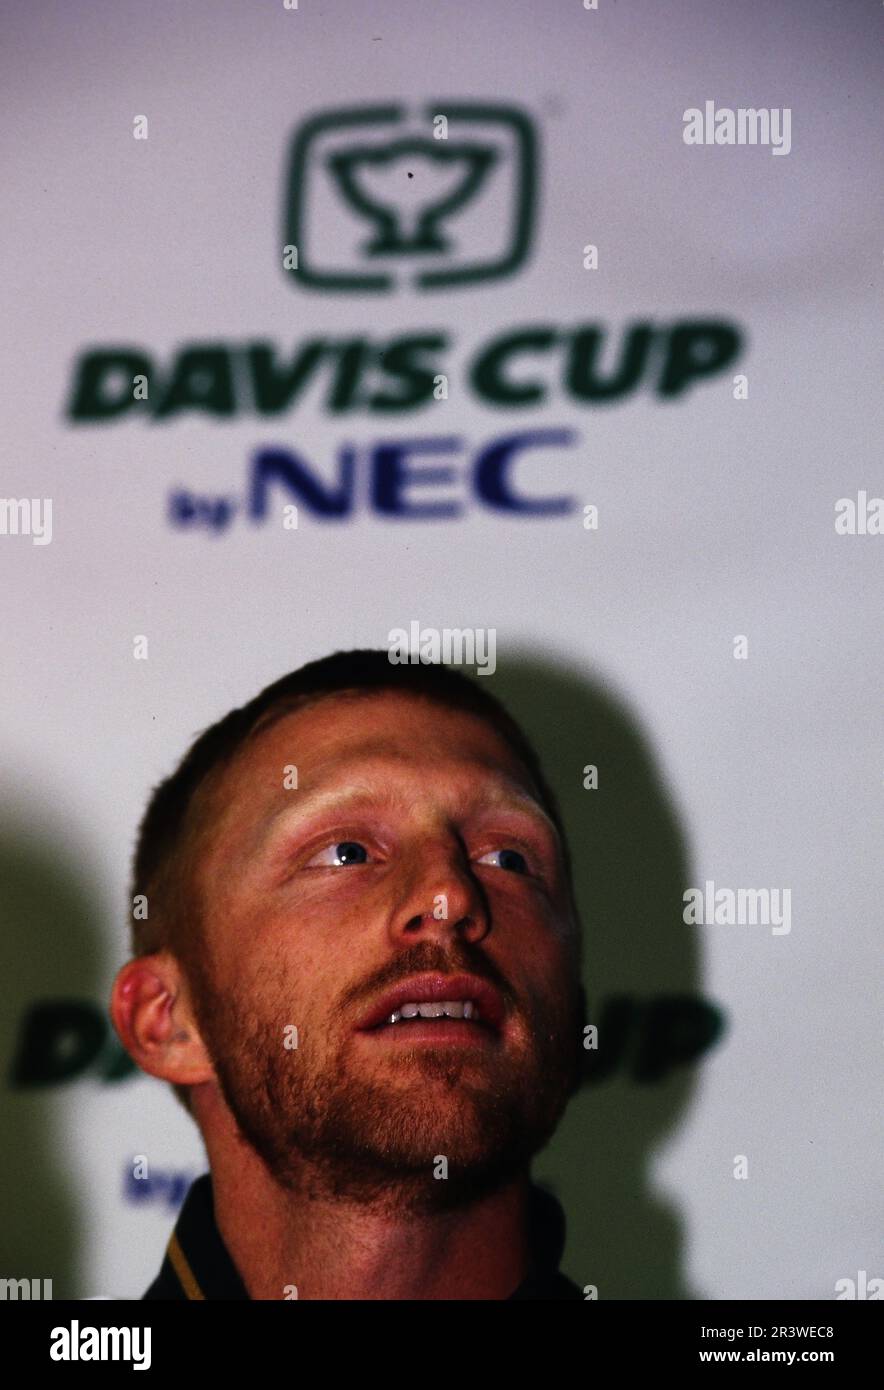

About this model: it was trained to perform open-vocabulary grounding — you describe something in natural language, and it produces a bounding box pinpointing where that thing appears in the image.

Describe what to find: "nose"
[391,838,490,946]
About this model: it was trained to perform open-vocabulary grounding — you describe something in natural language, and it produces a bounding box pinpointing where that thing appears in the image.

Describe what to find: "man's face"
[181,690,582,1209]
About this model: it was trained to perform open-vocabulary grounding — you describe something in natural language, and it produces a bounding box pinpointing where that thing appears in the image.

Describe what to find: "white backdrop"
[1,0,881,1300]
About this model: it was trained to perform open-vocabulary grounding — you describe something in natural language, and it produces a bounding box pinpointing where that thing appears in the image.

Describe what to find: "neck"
[202,1121,533,1300]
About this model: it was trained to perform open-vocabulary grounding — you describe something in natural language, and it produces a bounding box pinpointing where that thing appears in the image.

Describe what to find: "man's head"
[113,650,584,1209]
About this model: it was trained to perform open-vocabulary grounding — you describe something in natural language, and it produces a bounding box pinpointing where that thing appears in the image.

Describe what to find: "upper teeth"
[386,1000,479,1024]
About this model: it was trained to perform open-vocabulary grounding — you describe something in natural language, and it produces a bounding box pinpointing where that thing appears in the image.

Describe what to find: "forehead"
[201,689,546,837]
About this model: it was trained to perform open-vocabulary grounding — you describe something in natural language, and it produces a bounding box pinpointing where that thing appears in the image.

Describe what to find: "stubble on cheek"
[203,980,578,1206]
[183,920,582,1204]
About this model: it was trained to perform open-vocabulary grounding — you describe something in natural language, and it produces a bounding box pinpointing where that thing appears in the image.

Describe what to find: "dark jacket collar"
[143,1172,582,1300]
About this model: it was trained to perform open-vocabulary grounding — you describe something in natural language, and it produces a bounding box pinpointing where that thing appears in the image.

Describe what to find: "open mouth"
[367,1000,497,1043]
[380,999,485,1026]
[356,976,506,1041]
[364,1020,497,1051]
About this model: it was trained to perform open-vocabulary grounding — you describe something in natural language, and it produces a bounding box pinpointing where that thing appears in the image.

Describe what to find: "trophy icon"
[327,137,498,258]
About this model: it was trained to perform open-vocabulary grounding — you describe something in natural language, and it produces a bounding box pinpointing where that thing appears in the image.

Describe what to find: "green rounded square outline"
[282,100,537,292]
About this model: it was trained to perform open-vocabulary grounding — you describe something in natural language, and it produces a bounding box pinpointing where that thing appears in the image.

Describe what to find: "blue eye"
[335,841,368,865]
[306,840,370,868]
[478,847,530,875]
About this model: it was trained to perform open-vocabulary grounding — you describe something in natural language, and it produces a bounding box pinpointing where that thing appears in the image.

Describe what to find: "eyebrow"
[257,771,561,852]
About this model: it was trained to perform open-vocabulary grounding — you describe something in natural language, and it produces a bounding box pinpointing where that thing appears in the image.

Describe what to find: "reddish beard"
[185,939,582,1210]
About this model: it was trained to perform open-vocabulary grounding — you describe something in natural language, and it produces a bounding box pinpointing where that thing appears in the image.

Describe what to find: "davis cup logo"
[282,101,537,292]
[61,96,745,535]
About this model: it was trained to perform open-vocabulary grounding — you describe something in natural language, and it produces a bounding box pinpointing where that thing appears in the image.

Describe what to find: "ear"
[110,951,216,1088]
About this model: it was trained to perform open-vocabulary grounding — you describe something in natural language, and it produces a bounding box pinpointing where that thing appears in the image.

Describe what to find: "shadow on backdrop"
[492,651,717,1299]
[0,815,108,1300]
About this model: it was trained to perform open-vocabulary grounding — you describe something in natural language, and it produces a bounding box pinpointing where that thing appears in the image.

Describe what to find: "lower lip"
[359,1019,498,1046]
